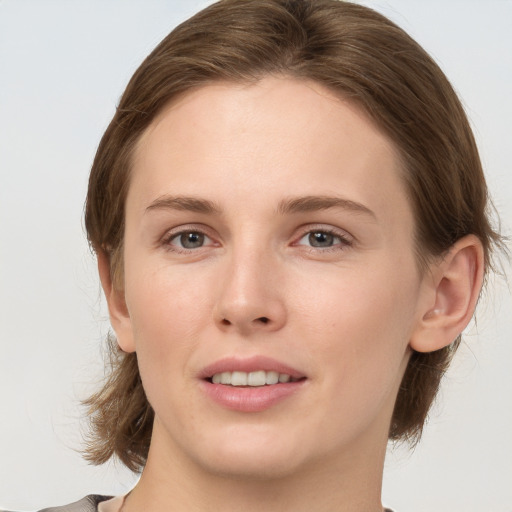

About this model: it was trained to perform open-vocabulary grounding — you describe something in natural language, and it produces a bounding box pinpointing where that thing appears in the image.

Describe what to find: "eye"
[296,229,351,249]
[165,230,213,250]
[304,231,335,248]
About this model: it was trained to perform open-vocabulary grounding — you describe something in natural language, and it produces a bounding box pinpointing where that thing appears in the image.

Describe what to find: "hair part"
[83,0,503,472]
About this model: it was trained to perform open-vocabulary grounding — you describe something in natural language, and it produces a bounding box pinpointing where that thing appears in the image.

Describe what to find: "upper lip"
[199,356,306,380]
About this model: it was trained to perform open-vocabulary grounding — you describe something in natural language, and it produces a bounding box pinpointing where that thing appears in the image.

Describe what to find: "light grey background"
[0,1,510,511]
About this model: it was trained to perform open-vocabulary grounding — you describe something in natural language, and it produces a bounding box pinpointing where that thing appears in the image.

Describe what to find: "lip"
[198,356,307,412]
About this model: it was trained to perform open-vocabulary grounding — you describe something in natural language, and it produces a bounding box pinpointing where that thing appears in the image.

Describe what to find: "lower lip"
[199,380,306,412]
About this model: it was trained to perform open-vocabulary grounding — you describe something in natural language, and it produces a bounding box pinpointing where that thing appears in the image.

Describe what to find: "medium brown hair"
[83,0,501,472]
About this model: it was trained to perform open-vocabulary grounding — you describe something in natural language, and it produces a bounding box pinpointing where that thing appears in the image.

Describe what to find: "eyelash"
[160,226,353,254]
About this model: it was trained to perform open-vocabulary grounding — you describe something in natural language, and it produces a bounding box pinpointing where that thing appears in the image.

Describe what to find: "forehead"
[136,77,397,169]
[129,77,412,231]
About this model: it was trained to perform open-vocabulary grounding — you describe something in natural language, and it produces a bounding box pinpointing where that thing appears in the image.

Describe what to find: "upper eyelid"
[298,230,349,241]
[294,224,354,241]
[161,224,215,241]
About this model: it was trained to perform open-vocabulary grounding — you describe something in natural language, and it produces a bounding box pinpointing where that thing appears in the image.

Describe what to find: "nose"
[213,248,287,336]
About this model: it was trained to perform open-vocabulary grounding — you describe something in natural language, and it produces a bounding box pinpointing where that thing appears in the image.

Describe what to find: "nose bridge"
[214,238,286,333]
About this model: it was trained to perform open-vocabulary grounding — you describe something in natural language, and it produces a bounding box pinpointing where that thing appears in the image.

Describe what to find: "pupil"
[309,232,333,247]
[181,232,204,248]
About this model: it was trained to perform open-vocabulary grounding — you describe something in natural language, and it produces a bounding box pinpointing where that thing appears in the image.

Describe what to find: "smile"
[200,356,307,412]
[210,370,301,386]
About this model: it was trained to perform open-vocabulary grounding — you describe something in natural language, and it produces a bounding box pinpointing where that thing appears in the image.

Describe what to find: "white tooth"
[212,373,221,384]
[278,373,291,383]
[248,370,266,386]
[220,372,232,385]
[265,371,279,385]
[231,371,248,386]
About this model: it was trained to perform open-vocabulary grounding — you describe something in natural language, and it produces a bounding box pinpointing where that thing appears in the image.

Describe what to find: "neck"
[122,420,388,512]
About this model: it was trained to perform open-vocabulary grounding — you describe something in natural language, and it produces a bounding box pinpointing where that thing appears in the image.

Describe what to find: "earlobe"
[410,235,485,353]
[97,249,136,353]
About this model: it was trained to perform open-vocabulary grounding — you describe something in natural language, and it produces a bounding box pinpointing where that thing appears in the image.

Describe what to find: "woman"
[2,0,506,511]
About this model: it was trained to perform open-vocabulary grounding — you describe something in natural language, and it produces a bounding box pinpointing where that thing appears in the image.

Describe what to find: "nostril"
[218,316,272,328]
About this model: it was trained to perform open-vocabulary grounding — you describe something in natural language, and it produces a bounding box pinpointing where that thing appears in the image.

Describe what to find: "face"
[114,77,427,479]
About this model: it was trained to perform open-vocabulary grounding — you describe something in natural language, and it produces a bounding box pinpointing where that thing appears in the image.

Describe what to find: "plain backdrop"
[0,1,511,511]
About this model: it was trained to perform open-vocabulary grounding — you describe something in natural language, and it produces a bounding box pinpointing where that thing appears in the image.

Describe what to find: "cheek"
[294,259,419,398]
[123,262,213,385]
[295,256,420,341]
[123,269,212,424]
[127,259,211,333]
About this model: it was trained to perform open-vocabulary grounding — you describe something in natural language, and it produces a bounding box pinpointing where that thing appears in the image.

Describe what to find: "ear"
[97,249,136,353]
[410,235,485,353]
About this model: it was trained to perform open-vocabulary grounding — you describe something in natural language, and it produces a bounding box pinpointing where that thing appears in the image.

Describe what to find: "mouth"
[199,356,307,412]
[208,370,304,387]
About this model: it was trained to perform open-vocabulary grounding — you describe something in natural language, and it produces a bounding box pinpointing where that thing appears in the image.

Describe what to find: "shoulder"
[0,495,114,512]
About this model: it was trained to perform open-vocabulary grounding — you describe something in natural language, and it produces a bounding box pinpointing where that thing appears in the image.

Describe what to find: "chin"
[197,451,305,481]
[190,425,311,481]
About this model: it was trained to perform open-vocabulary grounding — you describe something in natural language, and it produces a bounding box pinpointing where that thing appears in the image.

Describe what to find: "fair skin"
[99,77,483,512]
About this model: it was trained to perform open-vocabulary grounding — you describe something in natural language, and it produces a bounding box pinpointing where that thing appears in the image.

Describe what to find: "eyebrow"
[145,195,222,215]
[277,195,376,219]
[144,194,375,219]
